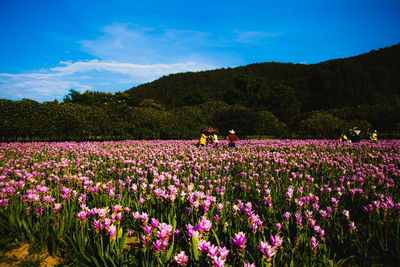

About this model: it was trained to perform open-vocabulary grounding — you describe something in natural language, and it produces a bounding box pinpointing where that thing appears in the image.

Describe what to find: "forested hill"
[125,43,400,112]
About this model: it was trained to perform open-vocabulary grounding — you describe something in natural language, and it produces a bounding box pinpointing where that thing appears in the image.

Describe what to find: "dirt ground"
[1,243,61,267]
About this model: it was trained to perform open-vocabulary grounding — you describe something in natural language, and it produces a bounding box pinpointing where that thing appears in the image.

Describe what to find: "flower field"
[0,140,399,266]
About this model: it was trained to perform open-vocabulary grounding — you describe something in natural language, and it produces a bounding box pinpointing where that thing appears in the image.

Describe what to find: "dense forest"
[1,43,400,141]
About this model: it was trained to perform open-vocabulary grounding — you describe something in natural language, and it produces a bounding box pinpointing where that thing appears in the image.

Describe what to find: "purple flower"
[77,211,87,221]
[198,239,211,253]
[331,197,339,207]
[343,210,350,219]
[349,221,356,231]
[311,236,318,249]
[270,234,282,248]
[208,244,219,257]
[54,203,62,212]
[295,213,302,226]
[211,255,226,267]
[283,212,291,220]
[218,246,229,258]
[108,224,116,238]
[258,241,275,259]
[151,218,159,228]
[93,220,101,229]
[175,251,188,266]
[35,206,43,215]
[153,239,163,251]
[231,232,247,250]
[197,216,212,232]
[286,185,294,199]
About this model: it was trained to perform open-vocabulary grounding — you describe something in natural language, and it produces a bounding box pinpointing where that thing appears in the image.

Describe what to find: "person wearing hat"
[212,132,219,147]
[370,130,378,143]
[227,130,238,148]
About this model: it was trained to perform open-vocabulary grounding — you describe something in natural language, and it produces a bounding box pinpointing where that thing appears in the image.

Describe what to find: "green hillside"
[125,43,400,112]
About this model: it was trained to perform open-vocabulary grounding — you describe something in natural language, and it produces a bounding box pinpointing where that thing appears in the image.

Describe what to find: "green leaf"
[211,229,220,247]
[165,241,174,262]
[191,236,199,261]
[119,232,127,252]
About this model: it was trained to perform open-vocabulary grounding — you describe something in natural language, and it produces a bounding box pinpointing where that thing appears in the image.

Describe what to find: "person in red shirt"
[227,130,238,148]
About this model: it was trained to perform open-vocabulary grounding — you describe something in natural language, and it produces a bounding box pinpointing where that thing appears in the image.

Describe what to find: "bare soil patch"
[1,243,61,266]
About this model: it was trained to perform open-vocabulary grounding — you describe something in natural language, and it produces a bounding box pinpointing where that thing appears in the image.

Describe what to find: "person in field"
[339,133,349,142]
[370,130,378,143]
[212,133,219,147]
[198,132,208,147]
[227,130,238,148]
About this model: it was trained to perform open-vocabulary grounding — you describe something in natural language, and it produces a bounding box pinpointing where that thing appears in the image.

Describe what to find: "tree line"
[1,96,399,141]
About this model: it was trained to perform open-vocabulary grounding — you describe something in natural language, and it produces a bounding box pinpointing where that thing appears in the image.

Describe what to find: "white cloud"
[0,59,216,101]
[79,23,223,64]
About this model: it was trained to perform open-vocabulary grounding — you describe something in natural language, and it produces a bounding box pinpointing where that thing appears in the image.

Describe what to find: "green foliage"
[254,110,287,138]
[299,112,346,139]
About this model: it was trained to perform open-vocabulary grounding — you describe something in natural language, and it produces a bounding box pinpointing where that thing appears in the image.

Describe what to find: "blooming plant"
[0,140,399,266]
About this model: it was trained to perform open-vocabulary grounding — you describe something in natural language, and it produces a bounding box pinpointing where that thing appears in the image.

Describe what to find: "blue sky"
[1,0,399,102]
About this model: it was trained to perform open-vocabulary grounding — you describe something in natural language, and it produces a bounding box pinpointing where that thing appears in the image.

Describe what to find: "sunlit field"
[0,140,399,266]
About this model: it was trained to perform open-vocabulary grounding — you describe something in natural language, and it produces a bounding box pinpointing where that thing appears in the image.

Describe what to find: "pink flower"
[349,221,356,231]
[286,185,294,199]
[140,212,149,223]
[198,239,211,253]
[311,236,319,249]
[35,206,43,215]
[97,207,109,218]
[197,216,212,232]
[208,244,219,257]
[258,241,275,259]
[153,239,162,251]
[244,263,256,267]
[295,213,302,226]
[151,218,159,228]
[77,211,87,221]
[211,255,226,267]
[93,220,101,229]
[108,224,116,238]
[218,246,229,258]
[319,210,328,219]
[283,212,291,220]
[157,223,173,239]
[132,211,140,220]
[343,210,350,219]
[54,203,62,212]
[231,232,247,250]
[175,251,188,266]
[270,234,282,248]
[104,218,111,227]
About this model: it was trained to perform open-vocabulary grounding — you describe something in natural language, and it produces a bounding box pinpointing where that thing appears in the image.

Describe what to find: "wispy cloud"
[79,23,224,65]
[0,60,216,101]
[234,29,282,44]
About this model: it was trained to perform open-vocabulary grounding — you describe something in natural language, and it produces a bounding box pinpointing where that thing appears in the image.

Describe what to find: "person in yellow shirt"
[199,132,208,147]
[339,133,349,143]
[370,130,378,143]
